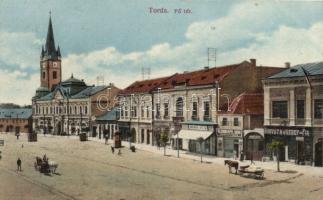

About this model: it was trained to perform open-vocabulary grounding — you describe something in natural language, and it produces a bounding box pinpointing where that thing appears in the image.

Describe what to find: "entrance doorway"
[245,133,264,161]
[234,143,239,158]
[297,141,305,164]
[315,141,323,167]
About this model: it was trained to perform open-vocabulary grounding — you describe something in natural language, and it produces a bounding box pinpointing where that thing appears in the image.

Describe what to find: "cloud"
[1,1,323,105]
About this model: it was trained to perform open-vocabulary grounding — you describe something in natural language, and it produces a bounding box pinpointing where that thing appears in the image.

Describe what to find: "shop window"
[258,141,264,151]
[233,118,239,126]
[296,100,305,119]
[314,99,323,119]
[222,118,228,126]
[272,101,288,118]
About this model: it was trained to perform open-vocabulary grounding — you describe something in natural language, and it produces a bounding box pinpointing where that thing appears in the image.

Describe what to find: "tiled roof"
[96,107,119,121]
[0,108,32,119]
[119,76,171,95]
[221,93,264,115]
[268,62,323,79]
[159,63,243,90]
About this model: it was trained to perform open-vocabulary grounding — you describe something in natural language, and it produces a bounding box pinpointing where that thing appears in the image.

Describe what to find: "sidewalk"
[38,134,323,176]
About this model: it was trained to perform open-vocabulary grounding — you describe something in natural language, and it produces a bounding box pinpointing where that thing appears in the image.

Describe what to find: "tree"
[197,137,204,163]
[160,133,169,156]
[269,140,284,172]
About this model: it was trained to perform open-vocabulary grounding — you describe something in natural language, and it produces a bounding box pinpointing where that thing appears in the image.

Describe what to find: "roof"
[96,107,119,121]
[119,76,170,95]
[70,86,107,99]
[0,108,32,119]
[159,63,242,90]
[220,93,264,115]
[42,15,60,60]
[62,74,85,85]
[268,62,323,79]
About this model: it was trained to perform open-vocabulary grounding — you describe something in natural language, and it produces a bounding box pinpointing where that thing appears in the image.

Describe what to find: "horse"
[224,160,239,174]
[48,161,58,173]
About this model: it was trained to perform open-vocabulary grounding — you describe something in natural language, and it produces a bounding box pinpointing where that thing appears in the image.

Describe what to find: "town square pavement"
[1,133,323,200]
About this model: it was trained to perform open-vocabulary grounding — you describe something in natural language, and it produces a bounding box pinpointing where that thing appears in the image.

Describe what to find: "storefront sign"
[248,135,262,140]
[296,137,304,141]
[188,125,208,131]
[218,129,242,137]
[265,128,310,137]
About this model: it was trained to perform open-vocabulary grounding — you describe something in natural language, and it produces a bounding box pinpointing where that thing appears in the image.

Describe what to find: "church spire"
[45,13,56,58]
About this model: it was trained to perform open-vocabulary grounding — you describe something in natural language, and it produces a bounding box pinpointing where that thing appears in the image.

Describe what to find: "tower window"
[42,72,46,79]
[53,71,57,79]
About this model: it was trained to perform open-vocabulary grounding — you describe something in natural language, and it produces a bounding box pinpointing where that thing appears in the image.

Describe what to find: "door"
[297,141,305,164]
[315,141,323,167]
[234,143,239,158]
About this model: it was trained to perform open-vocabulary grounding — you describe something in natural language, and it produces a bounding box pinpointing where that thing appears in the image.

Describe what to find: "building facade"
[0,108,32,134]
[263,62,323,166]
[118,59,284,156]
[32,15,120,136]
[217,93,264,160]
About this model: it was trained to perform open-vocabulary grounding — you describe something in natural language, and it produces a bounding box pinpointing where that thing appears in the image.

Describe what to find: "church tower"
[40,14,62,91]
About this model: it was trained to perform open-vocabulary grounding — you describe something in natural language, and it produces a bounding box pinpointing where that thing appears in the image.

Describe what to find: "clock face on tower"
[53,62,57,68]
[42,63,46,69]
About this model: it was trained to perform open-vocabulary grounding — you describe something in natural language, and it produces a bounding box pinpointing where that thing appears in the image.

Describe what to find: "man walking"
[17,158,22,171]
[111,146,115,154]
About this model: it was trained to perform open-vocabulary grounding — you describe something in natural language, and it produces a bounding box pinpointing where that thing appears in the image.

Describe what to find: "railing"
[191,116,199,121]
[203,116,212,121]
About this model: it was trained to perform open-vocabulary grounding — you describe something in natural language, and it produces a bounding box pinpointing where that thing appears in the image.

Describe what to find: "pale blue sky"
[0,0,323,105]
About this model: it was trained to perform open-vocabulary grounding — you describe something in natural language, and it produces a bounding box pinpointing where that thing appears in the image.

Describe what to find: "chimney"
[285,62,291,68]
[250,59,256,67]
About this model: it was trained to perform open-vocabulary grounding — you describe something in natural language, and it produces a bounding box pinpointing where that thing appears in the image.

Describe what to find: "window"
[42,72,46,79]
[141,129,145,143]
[314,99,323,119]
[233,118,239,126]
[146,106,150,118]
[272,101,288,118]
[120,107,124,117]
[203,101,210,121]
[141,106,144,118]
[156,103,160,119]
[296,100,305,119]
[125,106,128,117]
[85,106,88,115]
[131,106,137,117]
[176,97,184,117]
[80,106,83,114]
[53,71,57,79]
[222,118,228,126]
[164,103,169,118]
[192,102,198,120]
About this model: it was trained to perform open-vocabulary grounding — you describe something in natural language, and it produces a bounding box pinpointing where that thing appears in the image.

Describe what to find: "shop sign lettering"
[265,128,310,137]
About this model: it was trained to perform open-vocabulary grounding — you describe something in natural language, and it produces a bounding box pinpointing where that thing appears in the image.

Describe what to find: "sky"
[0,0,323,105]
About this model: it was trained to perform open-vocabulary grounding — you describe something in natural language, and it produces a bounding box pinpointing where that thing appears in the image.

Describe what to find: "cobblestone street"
[1,133,323,200]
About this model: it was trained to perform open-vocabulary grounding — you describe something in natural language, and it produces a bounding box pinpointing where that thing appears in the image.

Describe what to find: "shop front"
[264,127,313,165]
[117,121,130,141]
[217,129,243,159]
[174,121,217,155]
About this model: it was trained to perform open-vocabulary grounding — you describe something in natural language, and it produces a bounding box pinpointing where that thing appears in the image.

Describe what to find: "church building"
[32,15,120,136]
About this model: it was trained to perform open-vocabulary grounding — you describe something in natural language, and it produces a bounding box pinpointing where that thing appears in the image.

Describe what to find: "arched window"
[176,97,184,117]
[85,106,88,114]
[42,72,46,79]
[74,106,77,114]
[80,106,82,114]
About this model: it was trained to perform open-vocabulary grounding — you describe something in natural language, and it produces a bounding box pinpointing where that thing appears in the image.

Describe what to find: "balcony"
[191,115,199,121]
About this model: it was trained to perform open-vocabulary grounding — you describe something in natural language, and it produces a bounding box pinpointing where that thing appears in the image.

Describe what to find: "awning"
[173,129,214,140]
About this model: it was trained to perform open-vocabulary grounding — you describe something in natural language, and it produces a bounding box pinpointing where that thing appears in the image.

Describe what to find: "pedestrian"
[21,144,24,148]
[17,158,22,171]
[111,146,115,154]
[105,135,109,145]
[118,149,122,156]
[16,133,20,140]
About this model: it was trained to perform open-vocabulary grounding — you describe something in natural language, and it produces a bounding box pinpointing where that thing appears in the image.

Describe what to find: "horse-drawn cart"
[34,156,58,174]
